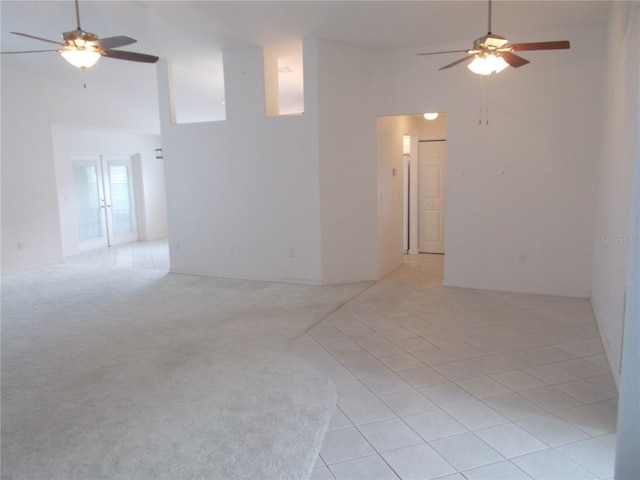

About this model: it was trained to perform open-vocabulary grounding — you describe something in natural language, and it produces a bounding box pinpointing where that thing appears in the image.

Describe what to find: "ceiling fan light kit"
[1,0,159,69]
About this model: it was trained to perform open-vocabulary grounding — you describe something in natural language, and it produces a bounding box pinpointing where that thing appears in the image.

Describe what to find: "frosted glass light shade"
[402,135,411,155]
[61,49,101,69]
[423,113,439,120]
[467,54,509,75]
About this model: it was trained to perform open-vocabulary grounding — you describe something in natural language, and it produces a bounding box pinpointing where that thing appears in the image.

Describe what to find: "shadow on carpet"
[1,265,371,479]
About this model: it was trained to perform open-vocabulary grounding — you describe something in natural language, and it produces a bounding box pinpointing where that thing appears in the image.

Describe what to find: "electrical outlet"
[289,248,295,258]
[519,254,527,264]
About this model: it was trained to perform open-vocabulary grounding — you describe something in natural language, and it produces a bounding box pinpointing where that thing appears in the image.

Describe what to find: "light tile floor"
[289,254,617,480]
[64,238,170,271]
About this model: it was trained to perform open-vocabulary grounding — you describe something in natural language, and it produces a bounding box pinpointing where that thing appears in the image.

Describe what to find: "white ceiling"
[1,1,611,125]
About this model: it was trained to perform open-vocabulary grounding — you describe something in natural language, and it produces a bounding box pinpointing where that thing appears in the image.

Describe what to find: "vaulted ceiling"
[1,1,611,125]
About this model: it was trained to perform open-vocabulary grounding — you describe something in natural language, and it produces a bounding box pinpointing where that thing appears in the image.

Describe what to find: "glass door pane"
[73,162,103,242]
[102,156,138,246]
[107,164,134,237]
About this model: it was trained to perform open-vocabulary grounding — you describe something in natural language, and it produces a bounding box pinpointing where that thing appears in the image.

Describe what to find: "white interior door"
[73,155,138,249]
[418,141,446,254]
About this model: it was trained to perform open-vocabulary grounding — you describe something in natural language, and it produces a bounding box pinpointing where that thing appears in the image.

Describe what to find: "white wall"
[157,40,383,285]
[155,20,616,294]
[1,66,63,273]
[315,40,378,284]
[375,23,605,297]
[615,116,640,478]
[156,46,324,284]
[51,125,167,256]
[377,115,414,277]
[610,7,640,471]
[591,1,640,382]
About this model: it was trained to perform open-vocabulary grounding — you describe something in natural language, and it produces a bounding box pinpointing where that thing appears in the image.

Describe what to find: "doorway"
[401,113,447,256]
[73,155,138,250]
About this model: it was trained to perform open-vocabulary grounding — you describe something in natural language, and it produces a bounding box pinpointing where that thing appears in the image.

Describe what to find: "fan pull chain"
[478,75,490,126]
[485,76,490,125]
[478,77,482,125]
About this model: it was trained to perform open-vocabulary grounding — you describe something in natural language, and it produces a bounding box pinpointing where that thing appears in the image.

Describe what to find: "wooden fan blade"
[439,54,476,70]
[11,31,66,46]
[102,49,159,63]
[501,51,530,68]
[418,49,469,56]
[1,49,59,54]
[98,36,137,49]
[510,40,570,51]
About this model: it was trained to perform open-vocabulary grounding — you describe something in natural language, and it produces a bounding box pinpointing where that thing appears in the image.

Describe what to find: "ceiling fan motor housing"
[473,34,509,51]
[62,29,99,50]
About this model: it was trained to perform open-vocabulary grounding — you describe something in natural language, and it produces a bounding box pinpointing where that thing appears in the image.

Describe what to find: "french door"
[73,155,138,250]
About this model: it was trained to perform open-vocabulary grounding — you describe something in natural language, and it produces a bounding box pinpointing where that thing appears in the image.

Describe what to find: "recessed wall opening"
[277,45,304,116]
[265,44,305,117]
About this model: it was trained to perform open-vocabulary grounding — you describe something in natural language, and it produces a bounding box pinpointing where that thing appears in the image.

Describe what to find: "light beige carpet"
[1,265,371,479]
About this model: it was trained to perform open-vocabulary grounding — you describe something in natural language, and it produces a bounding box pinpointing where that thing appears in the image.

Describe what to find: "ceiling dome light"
[467,54,509,75]
[423,112,439,120]
[60,48,101,69]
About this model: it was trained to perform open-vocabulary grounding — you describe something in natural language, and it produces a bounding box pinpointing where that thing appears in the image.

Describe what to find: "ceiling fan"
[418,0,570,75]
[1,0,158,69]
